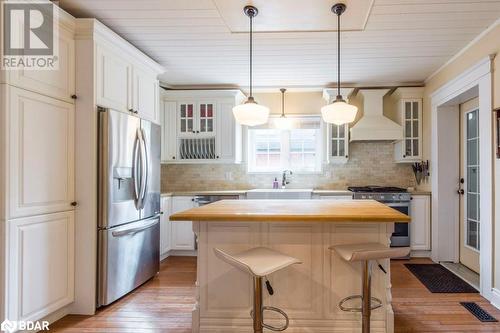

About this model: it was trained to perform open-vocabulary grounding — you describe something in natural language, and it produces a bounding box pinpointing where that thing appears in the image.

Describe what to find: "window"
[247,117,323,173]
[465,109,480,251]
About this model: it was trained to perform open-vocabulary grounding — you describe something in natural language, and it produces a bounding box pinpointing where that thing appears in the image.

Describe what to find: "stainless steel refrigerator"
[97,108,161,307]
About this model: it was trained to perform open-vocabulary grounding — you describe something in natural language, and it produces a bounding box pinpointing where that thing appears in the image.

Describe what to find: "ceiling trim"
[425,17,500,83]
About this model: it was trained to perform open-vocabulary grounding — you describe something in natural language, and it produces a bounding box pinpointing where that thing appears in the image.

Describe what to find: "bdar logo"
[0,319,16,333]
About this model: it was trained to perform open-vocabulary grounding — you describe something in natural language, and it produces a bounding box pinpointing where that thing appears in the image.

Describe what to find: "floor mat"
[405,264,478,293]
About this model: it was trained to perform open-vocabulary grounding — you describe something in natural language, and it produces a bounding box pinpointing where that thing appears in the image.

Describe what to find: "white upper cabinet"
[0,13,75,103]
[161,90,244,163]
[4,85,75,219]
[96,44,133,113]
[323,88,354,164]
[86,20,163,123]
[133,66,160,123]
[392,88,423,163]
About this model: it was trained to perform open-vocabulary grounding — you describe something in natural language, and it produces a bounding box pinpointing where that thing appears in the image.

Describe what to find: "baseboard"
[165,250,197,257]
[15,305,70,333]
[410,250,432,258]
[490,288,500,310]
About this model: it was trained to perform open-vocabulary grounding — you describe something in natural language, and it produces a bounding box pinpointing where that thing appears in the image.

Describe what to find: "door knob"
[70,201,78,206]
[457,189,465,195]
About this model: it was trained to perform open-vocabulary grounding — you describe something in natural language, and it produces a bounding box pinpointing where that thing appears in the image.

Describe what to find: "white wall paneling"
[58,1,500,87]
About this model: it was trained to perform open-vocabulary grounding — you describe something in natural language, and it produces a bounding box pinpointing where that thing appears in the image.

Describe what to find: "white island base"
[191,221,395,333]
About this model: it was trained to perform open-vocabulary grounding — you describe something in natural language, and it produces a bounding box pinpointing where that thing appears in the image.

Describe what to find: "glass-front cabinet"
[160,90,245,164]
[329,123,349,163]
[178,101,215,137]
[392,88,423,163]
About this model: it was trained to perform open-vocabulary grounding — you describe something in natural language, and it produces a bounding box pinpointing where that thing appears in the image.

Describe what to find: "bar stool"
[214,247,302,333]
[330,243,410,333]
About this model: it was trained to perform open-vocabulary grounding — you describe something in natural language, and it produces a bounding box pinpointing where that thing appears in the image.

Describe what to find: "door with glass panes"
[177,101,215,137]
[459,98,480,273]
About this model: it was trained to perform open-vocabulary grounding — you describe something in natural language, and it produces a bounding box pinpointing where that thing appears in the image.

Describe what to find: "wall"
[421,22,499,288]
[162,141,415,192]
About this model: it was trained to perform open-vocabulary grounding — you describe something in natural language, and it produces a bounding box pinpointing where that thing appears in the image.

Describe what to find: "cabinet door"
[410,195,431,250]
[96,44,132,112]
[177,102,196,137]
[7,211,74,322]
[329,124,349,163]
[7,86,75,218]
[216,102,237,162]
[133,66,159,123]
[6,28,75,103]
[160,197,172,256]
[402,100,422,160]
[198,102,216,135]
[161,101,178,162]
[170,197,195,250]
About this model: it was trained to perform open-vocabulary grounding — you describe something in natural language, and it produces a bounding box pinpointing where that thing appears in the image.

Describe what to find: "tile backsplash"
[161,141,416,192]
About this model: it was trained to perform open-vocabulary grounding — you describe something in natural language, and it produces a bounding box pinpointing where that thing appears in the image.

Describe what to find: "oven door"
[387,202,411,248]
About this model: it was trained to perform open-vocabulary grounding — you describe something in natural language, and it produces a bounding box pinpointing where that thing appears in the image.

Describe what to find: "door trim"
[431,55,494,302]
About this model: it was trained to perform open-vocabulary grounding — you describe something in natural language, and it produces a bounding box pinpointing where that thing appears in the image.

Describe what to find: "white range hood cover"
[350,89,403,141]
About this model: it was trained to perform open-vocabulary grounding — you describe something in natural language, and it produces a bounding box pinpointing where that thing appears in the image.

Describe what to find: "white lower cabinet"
[170,197,196,251]
[6,211,75,323]
[160,196,172,257]
[410,195,431,251]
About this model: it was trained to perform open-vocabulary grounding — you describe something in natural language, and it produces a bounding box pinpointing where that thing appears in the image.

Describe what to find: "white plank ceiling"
[58,0,500,89]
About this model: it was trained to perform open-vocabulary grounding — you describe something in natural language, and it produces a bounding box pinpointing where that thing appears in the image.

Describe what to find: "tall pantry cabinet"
[0,9,76,328]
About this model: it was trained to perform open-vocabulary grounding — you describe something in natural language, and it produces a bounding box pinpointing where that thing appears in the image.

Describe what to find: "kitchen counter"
[182,199,403,332]
[170,199,410,223]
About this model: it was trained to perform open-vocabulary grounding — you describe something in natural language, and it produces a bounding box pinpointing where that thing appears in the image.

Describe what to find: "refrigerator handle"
[139,128,149,210]
[111,218,158,237]
[132,130,141,207]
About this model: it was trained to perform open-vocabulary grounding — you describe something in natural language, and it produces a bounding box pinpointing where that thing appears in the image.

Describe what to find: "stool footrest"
[250,306,290,332]
[339,295,382,313]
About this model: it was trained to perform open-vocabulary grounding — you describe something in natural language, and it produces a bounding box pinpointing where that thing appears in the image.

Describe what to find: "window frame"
[246,115,324,174]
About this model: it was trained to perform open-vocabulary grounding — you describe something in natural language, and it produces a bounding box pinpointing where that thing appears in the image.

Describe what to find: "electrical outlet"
[225,171,233,181]
[324,171,332,178]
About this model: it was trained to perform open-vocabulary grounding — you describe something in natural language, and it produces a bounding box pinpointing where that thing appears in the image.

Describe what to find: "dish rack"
[179,137,216,160]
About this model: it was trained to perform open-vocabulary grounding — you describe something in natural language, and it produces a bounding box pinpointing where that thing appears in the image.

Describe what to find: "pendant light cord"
[249,14,253,98]
[337,10,341,98]
[281,90,285,117]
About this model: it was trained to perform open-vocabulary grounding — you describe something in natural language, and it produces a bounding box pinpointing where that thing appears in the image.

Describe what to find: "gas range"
[348,186,411,203]
[348,186,411,253]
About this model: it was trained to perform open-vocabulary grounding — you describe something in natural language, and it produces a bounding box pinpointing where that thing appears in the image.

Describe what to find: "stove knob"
[380,195,385,200]
[361,195,366,199]
[368,195,373,199]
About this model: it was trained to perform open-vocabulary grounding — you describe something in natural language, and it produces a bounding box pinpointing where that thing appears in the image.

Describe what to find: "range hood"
[350,89,403,141]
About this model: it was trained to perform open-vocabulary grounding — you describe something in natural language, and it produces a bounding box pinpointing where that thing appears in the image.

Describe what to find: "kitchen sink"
[246,189,313,199]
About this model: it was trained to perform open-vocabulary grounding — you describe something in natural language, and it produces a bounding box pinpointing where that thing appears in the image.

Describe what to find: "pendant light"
[321,3,358,126]
[232,5,270,126]
[274,88,294,129]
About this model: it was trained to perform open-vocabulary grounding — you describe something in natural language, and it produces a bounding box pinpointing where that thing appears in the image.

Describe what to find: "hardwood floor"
[50,257,500,332]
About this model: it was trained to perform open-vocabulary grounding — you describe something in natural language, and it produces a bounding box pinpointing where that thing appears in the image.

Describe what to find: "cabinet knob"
[403,154,406,158]
[71,94,77,100]
[134,110,139,114]
[129,108,134,113]
[345,155,348,158]
[70,201,78,207]
[172,156,176,160]
[216,156,220,159]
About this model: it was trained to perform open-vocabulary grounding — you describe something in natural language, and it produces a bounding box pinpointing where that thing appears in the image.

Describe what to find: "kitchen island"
[170,199,410,333]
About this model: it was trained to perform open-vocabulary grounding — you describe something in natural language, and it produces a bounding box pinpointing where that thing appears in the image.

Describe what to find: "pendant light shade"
[233,97,270,127]
[233,6,269,126]
[274,88,294,129]
[321,3,358,125]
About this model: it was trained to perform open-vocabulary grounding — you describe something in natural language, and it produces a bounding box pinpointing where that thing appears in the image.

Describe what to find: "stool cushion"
[330,243,410,262]
[214,247,302,277]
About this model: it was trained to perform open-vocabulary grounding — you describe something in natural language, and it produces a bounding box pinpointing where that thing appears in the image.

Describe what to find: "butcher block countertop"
[169,199,410,223]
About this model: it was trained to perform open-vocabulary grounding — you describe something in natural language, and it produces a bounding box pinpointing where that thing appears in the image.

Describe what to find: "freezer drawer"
[97,217,160,307]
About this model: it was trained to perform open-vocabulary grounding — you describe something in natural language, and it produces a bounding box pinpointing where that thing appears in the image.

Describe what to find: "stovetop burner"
[348,186,407,193]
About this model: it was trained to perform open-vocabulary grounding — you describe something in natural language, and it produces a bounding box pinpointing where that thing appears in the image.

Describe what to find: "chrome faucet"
[281,170,293,188]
